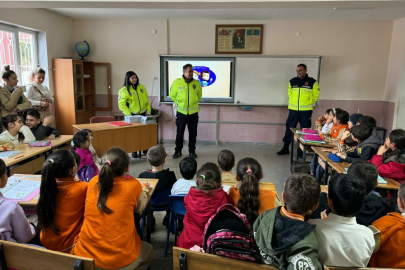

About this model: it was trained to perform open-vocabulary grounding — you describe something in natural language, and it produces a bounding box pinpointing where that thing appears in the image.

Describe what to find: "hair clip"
[105,160,111,165]
[49,159,54,164]
[201,174,205,179]
[246,169,252,173]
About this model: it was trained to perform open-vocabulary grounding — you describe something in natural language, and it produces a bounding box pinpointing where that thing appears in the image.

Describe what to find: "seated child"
[334,124,382,163]
[72,130,99,177]
[308,174,375,267]
[370,129,405,183]
[73,147,154,269]
[369,182,405,268]
[337,113,363,152]
[171,157,197,195]
[313,161,391,227]
[177,162,234,249]
[319,109,349,142]
[315,108,333,133]
[81,129,100,168]
[229,158,281,225]
[138,145,176,226]
[217,149,236,181]
[24,109,60,140]
[253,173,324,269]
[0,114,35,144]
[291,160,311,174]
[0,158,36,243]
[358,115,383,141]
[37,150,88,253]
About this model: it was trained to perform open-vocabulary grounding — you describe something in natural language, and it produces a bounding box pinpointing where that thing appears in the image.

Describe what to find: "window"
[0,24,38,86]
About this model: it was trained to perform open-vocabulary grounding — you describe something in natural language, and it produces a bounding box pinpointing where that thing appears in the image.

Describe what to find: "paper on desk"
[222,185,232,193]
[0,176,41,201]
[344,168,387,184]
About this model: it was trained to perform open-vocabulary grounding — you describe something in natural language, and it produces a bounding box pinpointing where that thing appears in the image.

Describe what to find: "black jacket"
[344,128,383,163]
[31,122,60,140]
[138,169,177,192]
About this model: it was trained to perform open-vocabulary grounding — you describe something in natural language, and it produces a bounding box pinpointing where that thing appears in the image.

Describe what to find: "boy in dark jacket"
[334,124,382,163]
[25,109,60,140]
[253,173,325,270]
[312,161,391,227]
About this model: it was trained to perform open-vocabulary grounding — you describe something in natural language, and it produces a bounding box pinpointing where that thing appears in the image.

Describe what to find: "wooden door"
[92,62,112,111]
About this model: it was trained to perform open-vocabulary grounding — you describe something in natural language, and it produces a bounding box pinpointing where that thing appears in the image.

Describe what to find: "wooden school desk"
[50,135,73,151]
[72,122,157,156]
[290,128,335,164]
[312,146,401,191]
[2,144,51,176]
[222,180,282,204]
[18,175,159,244]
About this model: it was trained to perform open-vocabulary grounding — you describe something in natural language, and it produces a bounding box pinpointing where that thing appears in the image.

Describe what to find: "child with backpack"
[229,158,281,225]
[253,173,324,269]
[73,147,154,269]
[37,150,88,253]
[72,130,99,181]
[369,129,405,183]
[177,162,234,249]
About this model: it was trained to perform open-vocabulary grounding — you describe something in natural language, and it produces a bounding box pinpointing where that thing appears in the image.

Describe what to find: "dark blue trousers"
[282,109,313,144]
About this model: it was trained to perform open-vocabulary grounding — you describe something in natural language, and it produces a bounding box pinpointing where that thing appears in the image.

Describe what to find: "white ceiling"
[2,1,405,20]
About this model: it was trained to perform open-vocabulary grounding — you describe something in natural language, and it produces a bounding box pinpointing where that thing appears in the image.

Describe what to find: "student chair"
[164,195,186,257]
[140,188,171,240]
[89,116,116,123]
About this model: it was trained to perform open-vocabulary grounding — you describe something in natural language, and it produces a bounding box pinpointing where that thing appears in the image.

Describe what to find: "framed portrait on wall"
[215,24,263,54]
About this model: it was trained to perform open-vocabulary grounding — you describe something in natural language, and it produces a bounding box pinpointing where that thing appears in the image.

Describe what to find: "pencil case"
[328,153,343,162]
[29,141,51,147]
[302,128,318,134]
[304,134,322,141]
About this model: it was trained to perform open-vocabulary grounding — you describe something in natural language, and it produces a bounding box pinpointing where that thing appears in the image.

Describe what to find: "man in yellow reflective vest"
[277,64,320,155]
[170,64,202,159]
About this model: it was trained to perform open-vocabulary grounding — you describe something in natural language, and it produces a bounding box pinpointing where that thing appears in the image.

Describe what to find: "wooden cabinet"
[52,59,112,135]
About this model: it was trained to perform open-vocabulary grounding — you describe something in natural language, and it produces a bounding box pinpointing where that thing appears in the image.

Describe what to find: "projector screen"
[160,56,235,103]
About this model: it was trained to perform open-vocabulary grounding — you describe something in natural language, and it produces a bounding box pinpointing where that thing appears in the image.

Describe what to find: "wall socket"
[153,76,158,80]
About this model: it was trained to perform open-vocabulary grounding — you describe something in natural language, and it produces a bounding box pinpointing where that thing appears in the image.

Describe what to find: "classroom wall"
[73,18,396,143]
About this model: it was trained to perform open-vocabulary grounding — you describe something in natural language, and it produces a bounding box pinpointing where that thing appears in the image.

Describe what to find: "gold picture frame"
[215,24,263,54]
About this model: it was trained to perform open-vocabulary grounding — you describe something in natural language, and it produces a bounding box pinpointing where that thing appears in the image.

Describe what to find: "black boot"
[277,143,290,155]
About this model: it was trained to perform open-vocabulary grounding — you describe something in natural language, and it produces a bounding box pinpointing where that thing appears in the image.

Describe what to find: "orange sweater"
[73,175,143,269]
[369,212,405,268]
[228,187,280,214]
[40,177,88,253]
[320,123,348,142]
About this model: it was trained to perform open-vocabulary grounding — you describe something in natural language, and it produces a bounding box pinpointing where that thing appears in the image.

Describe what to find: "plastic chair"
[164,195,186,257]
[139,188,171,240]
[89,116,116,123]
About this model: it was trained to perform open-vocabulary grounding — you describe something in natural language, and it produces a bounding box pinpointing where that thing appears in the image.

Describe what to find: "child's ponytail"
[236,158,262,225]
[96,147,130,214]
[196,162,222,192]
[37,150,76,233]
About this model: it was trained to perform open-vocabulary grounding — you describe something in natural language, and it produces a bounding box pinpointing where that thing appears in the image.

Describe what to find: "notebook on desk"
[0,176,40,201]
[108,121,132,127]
[0,151,22,159]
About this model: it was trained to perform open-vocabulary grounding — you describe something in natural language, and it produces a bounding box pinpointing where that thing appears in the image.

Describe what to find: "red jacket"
[369,212,405,268]
[369,155,405,183]
[177,187,234,249]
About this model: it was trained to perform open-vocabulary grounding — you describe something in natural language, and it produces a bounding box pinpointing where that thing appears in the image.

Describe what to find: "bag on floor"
[77,164,95,182]
[202,204,261,263]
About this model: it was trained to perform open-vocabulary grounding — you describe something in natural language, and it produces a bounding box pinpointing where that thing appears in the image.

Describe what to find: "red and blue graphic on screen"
[193,66,216,88]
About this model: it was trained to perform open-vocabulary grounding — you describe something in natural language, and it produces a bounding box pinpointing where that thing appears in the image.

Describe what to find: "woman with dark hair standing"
[118,71,151,116]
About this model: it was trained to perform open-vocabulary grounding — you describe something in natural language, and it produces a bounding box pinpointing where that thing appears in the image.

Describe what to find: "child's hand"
[43,115,54,126]
[331,150,338,154]
[46,134,56,140]
[326,118,333,124]
[377,144,389,155]
[336,152,346,159]
[141,182,150,188]
[321,210,328,219]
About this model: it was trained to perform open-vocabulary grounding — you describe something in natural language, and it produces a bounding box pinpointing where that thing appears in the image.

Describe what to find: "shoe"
[142,150,148,155]
[132,152,138,158]
[276,146,290,155]
[173,151,182,159]
[189,152,197,159]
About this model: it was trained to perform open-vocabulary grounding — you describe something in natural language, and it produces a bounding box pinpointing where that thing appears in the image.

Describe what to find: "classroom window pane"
[18,31,35,86]
[0,30,16,72]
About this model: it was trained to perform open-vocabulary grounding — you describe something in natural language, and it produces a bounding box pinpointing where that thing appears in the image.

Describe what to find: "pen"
[14,155,25,159]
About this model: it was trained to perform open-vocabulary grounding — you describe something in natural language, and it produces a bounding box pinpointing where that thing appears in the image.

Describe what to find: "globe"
[74,41,90,60]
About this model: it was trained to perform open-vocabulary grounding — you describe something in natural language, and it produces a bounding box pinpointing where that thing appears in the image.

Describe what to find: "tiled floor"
[128,142,291,270]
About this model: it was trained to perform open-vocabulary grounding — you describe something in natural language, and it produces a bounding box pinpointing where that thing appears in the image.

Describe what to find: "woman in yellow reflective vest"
[118,71,151,116]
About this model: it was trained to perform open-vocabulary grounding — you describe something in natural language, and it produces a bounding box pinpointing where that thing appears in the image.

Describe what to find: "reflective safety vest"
[288,74,320,111]
[169,77,202,115]
[118,84,151,116]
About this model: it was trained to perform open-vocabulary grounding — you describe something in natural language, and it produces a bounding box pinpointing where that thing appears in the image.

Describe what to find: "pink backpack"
[304,134,322,141]
[302,128,318,134]
[202,204,261,263]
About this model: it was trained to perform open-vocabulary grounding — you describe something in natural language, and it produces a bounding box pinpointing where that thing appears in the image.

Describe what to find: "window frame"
[0,23,39,86]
